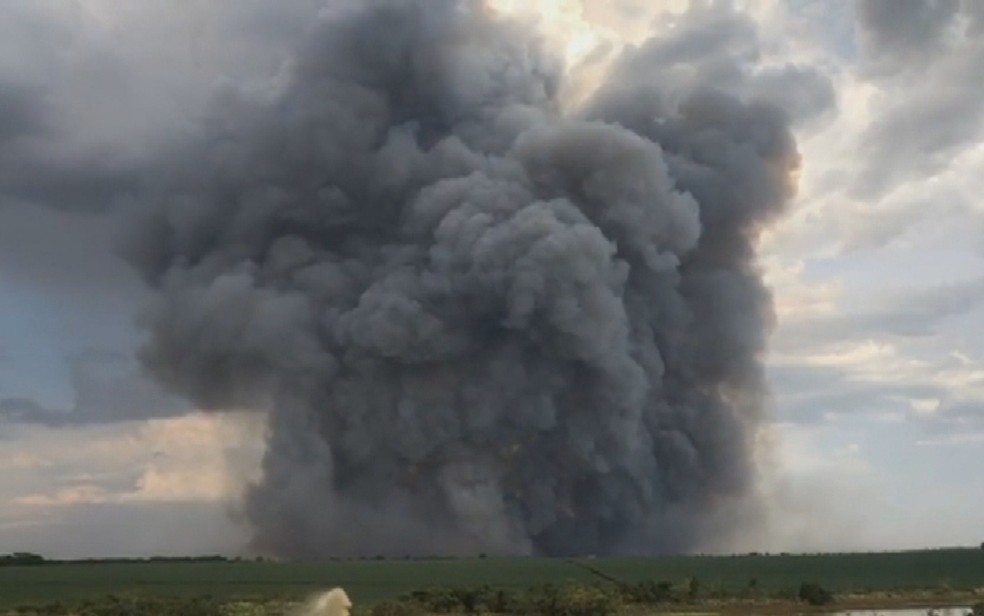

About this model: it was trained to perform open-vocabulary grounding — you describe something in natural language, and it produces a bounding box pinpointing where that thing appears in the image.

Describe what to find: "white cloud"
[0,412,266,555]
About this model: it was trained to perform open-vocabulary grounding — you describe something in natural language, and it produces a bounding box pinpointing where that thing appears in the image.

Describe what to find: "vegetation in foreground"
[3,580,983,616]
[2,549,984,615]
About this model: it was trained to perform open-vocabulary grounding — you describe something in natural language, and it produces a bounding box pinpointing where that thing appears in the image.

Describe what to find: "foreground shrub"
[397,584,618,616]
[483,588,524,613]
[405,586,519,613]
[525,584,620,616]
[797,582,834,606]
[406,588,461,613]
[41,595,228,616]
[221,600,272,616]
[370,600,425,616]
[12,602,69,615]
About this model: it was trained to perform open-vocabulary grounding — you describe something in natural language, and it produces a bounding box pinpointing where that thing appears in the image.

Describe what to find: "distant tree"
[0,552,45,566]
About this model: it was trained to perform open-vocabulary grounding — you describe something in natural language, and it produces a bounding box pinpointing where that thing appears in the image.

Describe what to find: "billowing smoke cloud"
[123,0,798,557]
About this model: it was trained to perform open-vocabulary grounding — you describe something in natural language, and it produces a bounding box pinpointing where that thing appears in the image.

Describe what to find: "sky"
[1,0,983,558]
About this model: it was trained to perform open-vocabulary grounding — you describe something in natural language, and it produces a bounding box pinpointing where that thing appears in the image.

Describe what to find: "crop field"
[1,549,983,609]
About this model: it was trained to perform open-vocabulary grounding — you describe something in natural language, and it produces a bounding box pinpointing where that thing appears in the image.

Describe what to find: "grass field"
[1,550,983,608]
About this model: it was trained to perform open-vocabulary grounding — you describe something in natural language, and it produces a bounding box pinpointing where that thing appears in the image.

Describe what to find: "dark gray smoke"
[123,0,798,557]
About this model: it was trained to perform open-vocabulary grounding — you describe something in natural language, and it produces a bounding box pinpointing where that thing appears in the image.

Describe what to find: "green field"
[1,550,983,608]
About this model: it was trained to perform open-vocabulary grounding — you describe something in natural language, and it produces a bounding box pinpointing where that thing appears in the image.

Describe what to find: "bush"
[404,586,516,613]
[614,578,705,605]
[617,580,673,604]
[370,600,425,616]
[68,595,224,616]
[406,588,461,613]
[221,601,270,616]
[560,585,620,616]
[13,602,68,615]
[404,583,619,616]
[797,582,834,606]
[970,602,984,616]
[525,584,619,616]
[485,588,523,613]
[687,577,701,600]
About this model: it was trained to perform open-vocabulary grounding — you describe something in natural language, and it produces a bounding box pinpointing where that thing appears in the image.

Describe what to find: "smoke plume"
[123,0,799,557]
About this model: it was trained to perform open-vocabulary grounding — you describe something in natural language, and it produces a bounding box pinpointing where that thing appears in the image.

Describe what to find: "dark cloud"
[0,84,137,213]
[922,399,984,432]
[0,154,138,214]
[964,0,984,34]
[119,0,799,558]
[0,2,329,432]
[851,0,984,198]
[0,12,137,213]
[770,355,984,445]
[832,190,971,253]
[855,0,960,73]
[0,82,50,143]
[904,398,984,440]
[767,362,941,425]
[749,64,836,127]
[768,276,984,430]
[590,4,835,126]
[0,398,58,425]
[0,1,330,217]
[853,69,984,198]
[774,275,984,353]
[0,199,142,298]
[0,351,183,426]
